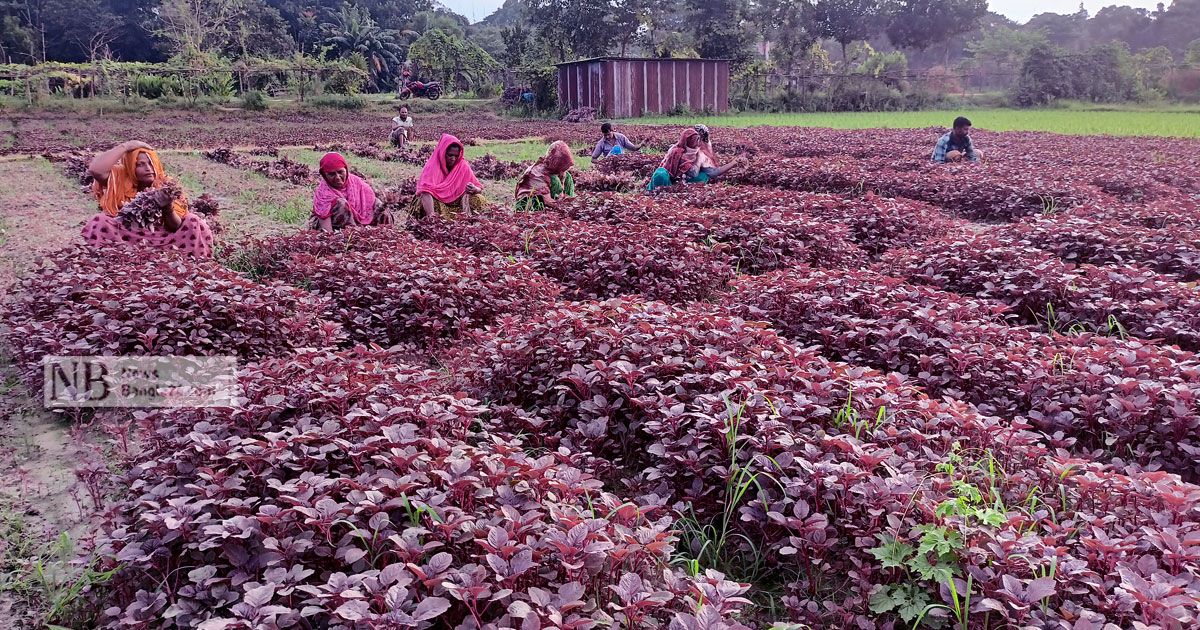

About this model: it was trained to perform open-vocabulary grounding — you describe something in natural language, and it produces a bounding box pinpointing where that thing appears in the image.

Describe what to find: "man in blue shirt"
[591,122,642,159]
[932,116,983,163]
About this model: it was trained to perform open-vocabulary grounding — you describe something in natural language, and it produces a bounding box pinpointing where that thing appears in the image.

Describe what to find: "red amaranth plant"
[592,152,661,178]
[882,231,1200,350]
[241,230,563,348]
[451,297,1200,628]
[553,191,867,274]
[992,213,1200,282]
[1,245,343,392]
[723,266,1200,480]
[408,211,733,302]
[471,153,526,180]
[190,193,223,235]
[90,349,753,628]
[574,170,640,193]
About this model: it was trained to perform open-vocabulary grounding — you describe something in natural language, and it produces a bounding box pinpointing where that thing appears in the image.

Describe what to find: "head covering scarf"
[319,152,348,174]
[661,128,700,180]
[313,153,377,225]
[94,148,187,218]
[543,140,575,175]
[515,141,576,200]
[416,134,482,203]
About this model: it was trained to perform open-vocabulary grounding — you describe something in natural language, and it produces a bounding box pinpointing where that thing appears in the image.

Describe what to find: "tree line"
[475,1,1198,65]
[481,0,1200,107]
[0,0,500,92]
[2,0,1199,106]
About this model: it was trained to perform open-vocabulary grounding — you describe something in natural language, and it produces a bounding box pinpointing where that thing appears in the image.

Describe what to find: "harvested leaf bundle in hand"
[118,179,182,230]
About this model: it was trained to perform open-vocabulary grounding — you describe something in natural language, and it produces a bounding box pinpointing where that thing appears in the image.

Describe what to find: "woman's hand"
[90,141,154,183]
[123,140,154,153]
[153,187,173,208]
[465,183,482,195]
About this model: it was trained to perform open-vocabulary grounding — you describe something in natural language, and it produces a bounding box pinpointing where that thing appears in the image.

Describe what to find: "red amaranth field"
[2,117,1200,628]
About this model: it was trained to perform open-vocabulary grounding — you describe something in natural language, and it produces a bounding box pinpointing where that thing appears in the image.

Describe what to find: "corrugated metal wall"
[557,59,730,118]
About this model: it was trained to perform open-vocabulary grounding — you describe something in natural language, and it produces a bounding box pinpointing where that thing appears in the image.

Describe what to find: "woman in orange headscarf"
[80,140,214,258]
[514,141,575,211]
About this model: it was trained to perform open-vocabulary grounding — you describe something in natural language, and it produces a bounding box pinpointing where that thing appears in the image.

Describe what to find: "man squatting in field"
[932,116,985,163]
[390,105,414,147]
[591,122,642,159]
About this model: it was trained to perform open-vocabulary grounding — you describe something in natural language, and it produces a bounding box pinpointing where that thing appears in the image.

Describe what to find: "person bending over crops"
[389,106,414,148]
[515,141,576,211]
[309,152,394,232]
[932,116,984,163]
[81,140,214,258]
[648,128,744,191]
[411,134,486,219]
[590,122,641,159]
[693,124,723,178]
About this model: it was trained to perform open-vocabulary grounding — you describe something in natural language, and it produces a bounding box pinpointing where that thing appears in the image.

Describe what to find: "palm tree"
[320,4,405,90]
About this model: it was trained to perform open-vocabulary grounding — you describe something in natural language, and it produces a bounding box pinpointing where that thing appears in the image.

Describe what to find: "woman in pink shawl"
[410,134,486,219]
[308,152,395,231]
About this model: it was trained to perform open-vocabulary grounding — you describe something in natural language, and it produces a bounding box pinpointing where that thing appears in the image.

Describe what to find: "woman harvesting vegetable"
[514,141,576,211]
[309,152,393,231]
[81,140,214,258]
[411,134,486,219]
[648,128,744,191]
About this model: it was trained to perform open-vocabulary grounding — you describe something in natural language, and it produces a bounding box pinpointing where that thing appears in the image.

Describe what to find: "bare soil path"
[0,158,95,292]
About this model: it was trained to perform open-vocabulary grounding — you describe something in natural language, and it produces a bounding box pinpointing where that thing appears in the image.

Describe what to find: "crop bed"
[3,124,1200,629]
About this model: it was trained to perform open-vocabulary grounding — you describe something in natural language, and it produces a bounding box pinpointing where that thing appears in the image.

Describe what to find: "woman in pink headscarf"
[410,134,486,219]
[309,152,395,231]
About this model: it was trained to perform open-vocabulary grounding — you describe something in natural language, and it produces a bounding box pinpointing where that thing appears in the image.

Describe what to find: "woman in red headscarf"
[410,134,486,219]
[648,127,745,192]
[80,140,215,258]
[309,152,394,231]
[514,141,575,211]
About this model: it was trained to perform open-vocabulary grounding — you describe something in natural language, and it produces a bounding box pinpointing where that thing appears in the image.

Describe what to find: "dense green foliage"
[0,0,496,94]
[1016,43,1141,106]
[407,28,500,92]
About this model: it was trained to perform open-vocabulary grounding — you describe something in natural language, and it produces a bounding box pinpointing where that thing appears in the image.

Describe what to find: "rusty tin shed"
[556,57,730,118]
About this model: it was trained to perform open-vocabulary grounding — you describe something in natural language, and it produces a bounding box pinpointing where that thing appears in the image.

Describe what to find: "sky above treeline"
[441,1,1164,25]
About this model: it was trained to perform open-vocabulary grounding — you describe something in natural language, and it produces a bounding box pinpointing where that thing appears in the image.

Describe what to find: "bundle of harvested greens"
[117,180,182,230]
